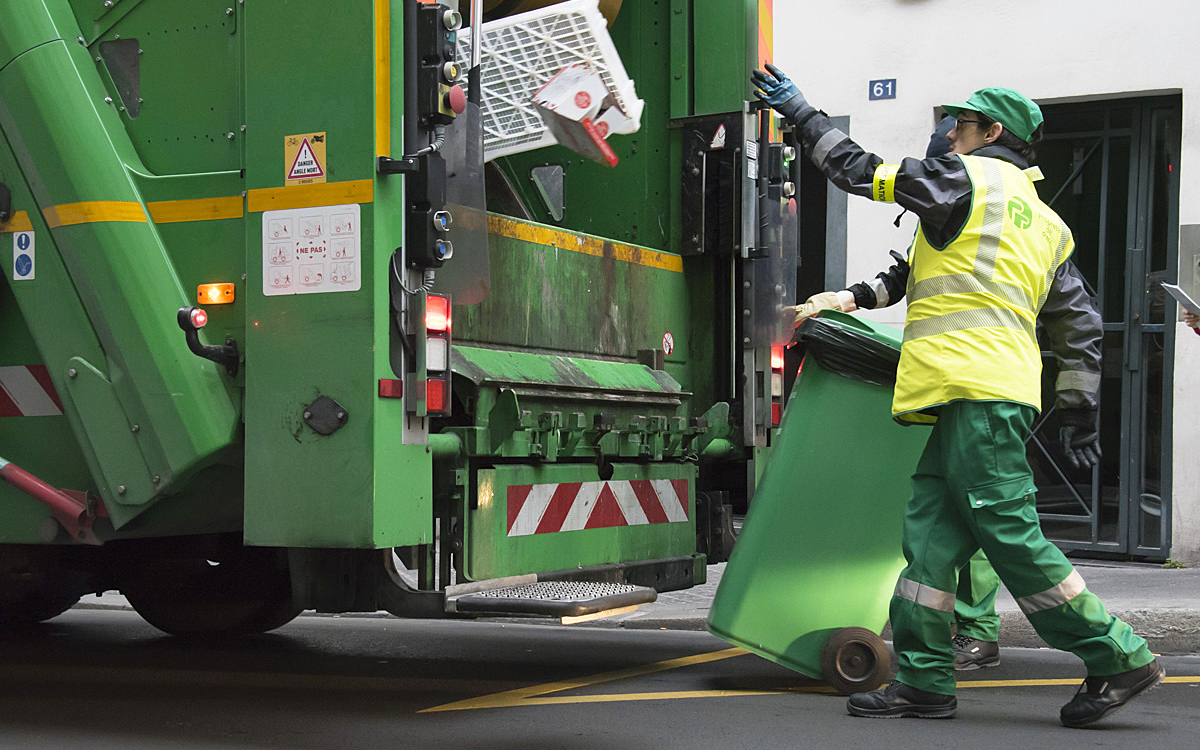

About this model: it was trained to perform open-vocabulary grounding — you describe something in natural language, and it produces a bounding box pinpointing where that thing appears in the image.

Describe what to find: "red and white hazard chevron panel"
[506,479,690,537]
[0,365,63,418]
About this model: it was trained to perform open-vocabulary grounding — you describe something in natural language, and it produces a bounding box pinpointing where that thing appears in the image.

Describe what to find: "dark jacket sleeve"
[1038,262,1103,411]
[847,249,911,310]
[782,102,973,243]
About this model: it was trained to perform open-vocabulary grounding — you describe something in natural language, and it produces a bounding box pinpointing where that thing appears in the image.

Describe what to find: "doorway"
[1028,95,1181,559]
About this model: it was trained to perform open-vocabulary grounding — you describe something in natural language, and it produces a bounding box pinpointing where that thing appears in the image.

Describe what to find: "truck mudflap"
[464,462,696,582]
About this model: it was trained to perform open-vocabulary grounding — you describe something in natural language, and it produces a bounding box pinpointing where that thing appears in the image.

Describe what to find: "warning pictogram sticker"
[285,132,327,185]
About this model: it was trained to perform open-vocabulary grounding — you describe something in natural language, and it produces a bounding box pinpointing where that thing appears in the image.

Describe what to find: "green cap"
[942,87,1043,143]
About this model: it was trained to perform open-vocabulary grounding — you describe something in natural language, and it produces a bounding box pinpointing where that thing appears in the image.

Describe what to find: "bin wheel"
[819,627,890,695]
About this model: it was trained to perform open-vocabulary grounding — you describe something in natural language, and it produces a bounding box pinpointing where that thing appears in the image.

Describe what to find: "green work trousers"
[890,400,1154,696]
[955,550,999,641]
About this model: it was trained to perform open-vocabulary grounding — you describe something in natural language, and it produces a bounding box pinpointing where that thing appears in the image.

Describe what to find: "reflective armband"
[872,163,900,203]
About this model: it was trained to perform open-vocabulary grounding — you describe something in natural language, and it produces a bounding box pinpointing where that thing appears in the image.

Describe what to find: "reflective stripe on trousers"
[894,576,956,612]
[1015,568,1087,615]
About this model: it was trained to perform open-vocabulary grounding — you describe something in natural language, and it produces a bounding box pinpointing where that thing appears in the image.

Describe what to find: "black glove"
[1059,408,1100,470]
[750,63,810,122]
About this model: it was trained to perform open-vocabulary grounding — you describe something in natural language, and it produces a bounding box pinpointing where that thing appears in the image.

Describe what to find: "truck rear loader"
[0,0,797,636]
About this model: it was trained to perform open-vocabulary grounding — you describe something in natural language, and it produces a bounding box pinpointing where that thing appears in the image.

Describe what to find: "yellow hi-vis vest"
[880,156,1074,425]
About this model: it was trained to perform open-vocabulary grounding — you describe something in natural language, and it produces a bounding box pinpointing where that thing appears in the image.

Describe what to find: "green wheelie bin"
[707,311,930,694]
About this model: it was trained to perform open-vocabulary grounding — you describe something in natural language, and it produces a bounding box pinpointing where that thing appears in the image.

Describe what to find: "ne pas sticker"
[262,203,360,296]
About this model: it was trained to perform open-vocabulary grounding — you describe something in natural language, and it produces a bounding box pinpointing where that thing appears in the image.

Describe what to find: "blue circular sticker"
[16,233,30,251]
[14,253,32,277]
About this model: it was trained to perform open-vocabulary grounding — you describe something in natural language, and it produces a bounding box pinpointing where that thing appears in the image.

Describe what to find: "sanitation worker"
[792,116,1105,671]
[753,65,1162,727]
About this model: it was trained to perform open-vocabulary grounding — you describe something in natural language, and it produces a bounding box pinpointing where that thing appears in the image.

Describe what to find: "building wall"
[773,0,1199,563]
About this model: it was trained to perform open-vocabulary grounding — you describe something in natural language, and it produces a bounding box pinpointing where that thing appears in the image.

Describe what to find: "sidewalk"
[76,560,1200,654]
[599,560,1200,655]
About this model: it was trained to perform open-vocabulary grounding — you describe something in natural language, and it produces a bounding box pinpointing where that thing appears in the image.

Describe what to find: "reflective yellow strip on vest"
[1037,222,1072,310]
[902,306,1036,344]
[43,201,148,228]
[872,163,899,203]
[1016,569,1086,615]
[894,577,955,612]
[908,273,1034,313]
[973,158,1006,281]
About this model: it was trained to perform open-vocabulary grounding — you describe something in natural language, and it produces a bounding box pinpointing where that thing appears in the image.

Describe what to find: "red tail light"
[425,294,450,332]
[426,378,447,412]
[771,345,784,370]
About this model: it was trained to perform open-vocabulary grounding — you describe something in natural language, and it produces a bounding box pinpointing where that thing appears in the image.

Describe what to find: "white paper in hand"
[1161,283,1200,314]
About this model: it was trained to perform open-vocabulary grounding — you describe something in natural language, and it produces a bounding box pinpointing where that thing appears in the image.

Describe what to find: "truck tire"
[0,589,80,629]
[0,546,86,629]
[123,548,301,637]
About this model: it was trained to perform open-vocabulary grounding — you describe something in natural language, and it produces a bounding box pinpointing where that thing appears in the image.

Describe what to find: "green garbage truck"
[0,0,801,634]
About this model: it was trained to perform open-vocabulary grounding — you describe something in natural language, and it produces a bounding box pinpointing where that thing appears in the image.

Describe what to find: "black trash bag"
[794,315,901,387]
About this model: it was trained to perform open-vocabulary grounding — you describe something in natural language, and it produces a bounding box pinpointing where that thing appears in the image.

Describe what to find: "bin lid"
[794,311,902,387]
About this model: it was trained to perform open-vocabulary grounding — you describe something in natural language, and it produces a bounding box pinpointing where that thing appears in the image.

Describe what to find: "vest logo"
[1007,196,1033,229]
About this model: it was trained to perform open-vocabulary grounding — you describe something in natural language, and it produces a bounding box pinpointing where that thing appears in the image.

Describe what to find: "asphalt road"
[1,610,1196,749]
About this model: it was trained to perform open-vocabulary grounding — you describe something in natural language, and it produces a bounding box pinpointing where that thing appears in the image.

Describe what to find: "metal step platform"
[447,579,656,623]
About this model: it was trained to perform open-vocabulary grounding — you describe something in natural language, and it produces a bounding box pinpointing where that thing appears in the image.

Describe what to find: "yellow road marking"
[1,210,33,232]
[487,214,684,274]
[420,646,749,712]
[422,642,1200,713]
[247,179,374,212]
[510,686,837,707]
[43,200,147,227]
[959,675,1198,689]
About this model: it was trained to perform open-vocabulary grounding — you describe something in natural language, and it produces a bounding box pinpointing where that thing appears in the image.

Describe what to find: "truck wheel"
[0,547,86,629]
[124,548,301,637]
[0,589,80,629]
[819,626,891,695]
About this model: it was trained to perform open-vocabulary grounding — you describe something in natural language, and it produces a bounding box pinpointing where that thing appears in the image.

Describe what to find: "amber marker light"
[197,282,235,305]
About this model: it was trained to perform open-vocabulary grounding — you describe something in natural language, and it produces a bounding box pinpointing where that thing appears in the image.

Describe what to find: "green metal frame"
[1,0,765,590]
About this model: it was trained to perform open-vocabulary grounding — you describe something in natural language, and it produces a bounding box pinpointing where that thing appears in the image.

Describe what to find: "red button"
[445,85,466,115]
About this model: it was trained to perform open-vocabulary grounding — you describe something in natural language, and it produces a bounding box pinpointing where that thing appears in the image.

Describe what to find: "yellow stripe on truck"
[147,196,244,223]
[374,0,391,158]
[1,210,34,233]
[487,214,684,273]
[247,180,374,212]
[43,201,147,228]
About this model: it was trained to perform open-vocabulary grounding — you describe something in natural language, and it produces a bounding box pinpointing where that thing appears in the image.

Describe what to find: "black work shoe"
[847,681,957,719]
[1060,660,1166,728]
[953,634,1000,671]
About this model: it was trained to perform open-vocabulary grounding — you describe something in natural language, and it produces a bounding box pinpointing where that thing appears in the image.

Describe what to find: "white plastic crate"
[458,0,643,161]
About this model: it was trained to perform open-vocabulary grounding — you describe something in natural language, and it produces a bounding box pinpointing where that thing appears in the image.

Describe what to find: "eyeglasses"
[954,118,988,131]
